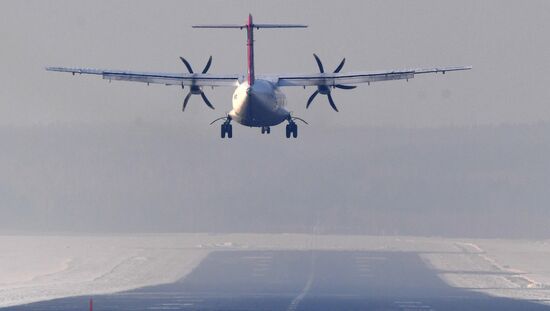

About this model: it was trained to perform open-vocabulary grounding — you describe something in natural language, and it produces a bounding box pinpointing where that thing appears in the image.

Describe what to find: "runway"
[3,251,549,311]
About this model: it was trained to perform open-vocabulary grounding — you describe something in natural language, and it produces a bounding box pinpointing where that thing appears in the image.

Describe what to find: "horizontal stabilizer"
[192,24,307,30]
[192,24,244,29]
[253,24,308,29]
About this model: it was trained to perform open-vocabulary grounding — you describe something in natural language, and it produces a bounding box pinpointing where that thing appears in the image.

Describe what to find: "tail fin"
[193,14,307,86]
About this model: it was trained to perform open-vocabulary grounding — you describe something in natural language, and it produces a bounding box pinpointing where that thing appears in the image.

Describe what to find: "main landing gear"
[286,121,298,138]
[210,115,233,139]
[285,117,308,139]
[221,120,232,139]
[261,126,271,134]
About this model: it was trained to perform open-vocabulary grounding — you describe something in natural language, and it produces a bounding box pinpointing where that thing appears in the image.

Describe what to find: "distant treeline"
[1,123,549,238]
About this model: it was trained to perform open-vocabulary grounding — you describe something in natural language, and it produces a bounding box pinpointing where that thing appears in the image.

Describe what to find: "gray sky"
[1,1,550,237]
[1,0,549,128]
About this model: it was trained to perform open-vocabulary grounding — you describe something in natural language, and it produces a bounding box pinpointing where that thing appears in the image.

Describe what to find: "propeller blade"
[179,57,194,74]
[327,93,339,112]
[334,58,346,73]
[202,56,213,74]
[306,90,319,109]
[334,84,357,90]
[200,92,215,110]
[182,92,192,111]
[313,53,324,73]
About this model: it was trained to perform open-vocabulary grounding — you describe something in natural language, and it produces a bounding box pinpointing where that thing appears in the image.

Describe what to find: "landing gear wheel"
[266,127,271,134]
[286,123,298,138]
[221,123,233,139]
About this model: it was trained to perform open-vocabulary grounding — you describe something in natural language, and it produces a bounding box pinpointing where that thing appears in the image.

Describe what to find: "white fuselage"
[229,79,290,127]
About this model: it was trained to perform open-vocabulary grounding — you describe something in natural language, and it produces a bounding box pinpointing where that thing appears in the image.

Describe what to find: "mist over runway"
[3,123,550,238]
[4,250,550,311]
[2,234,550,309]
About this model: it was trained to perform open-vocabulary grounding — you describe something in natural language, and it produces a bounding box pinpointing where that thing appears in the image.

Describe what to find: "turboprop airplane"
[47,14,471,139]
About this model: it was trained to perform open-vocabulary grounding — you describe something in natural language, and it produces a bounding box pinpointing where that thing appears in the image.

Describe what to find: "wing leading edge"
[46,67,241,87]
[274,66,471,87]
[46,65,470,88]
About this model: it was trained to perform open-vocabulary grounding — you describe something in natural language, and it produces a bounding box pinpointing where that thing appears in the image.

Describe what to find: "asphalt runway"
[3,251,549,311]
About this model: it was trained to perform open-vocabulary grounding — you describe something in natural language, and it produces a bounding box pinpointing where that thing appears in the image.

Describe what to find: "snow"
[1,234,550,307]
[419,239,550,304]
[0,235,208,308]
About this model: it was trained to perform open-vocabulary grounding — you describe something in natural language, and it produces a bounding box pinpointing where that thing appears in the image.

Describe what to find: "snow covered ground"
[1,234,550,307]
[422,239,550,304]
[0,235,209,308]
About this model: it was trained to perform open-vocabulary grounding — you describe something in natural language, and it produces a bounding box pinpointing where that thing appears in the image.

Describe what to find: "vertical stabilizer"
[192,16,307,87]
[246,14,255,85]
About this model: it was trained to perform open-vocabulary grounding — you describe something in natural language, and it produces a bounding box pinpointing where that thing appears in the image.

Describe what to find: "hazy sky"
[2,1,550,238]
[1,0,549,128]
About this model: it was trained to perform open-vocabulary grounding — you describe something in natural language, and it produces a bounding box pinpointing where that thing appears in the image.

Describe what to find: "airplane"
[47,14,471,139]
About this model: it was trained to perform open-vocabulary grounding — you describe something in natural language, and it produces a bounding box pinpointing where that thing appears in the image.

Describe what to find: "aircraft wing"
[46,67,241,87]
[274,66,471,87]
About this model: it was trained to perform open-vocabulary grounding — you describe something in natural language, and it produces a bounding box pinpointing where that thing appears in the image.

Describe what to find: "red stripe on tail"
[246,14,255,85]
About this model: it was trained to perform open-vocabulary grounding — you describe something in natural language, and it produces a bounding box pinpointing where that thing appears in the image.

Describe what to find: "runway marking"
[355,256,387,261]
[147,301,198,310]
[253,266,270,271]
[147,306,187,310]
[174,298,203,303]
[254,263,271,268]
[242,256,273,260]
[355,255,382,279]
[394,300,434,310]
[287,252,316,311]
[250,254,272,278]
[454,242,542,289]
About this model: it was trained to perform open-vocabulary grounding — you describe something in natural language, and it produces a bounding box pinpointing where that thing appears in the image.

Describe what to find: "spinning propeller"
[180,56,215,111]
[306,54,356,112]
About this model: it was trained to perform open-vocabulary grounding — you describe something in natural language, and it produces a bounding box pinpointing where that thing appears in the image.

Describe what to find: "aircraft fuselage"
[229,79,290,127]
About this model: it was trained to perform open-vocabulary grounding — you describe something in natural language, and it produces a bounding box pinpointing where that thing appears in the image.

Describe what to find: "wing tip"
[451,65,472,71]
[454,65,473,71]
[45,66,72,73]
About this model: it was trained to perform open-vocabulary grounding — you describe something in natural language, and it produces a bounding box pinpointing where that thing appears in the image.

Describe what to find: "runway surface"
[3,251,549,311]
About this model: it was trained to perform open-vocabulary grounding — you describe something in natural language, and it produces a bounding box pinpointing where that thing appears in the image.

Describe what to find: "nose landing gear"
[261,126,271,134]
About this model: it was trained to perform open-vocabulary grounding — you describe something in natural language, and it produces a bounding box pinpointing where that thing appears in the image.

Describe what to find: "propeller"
[180,56,214,111]
[306,54,356,112]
